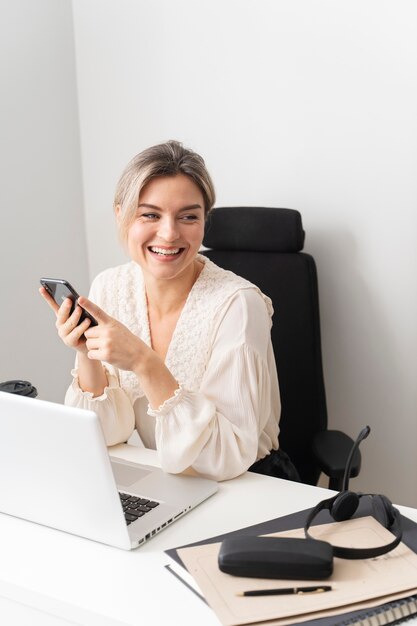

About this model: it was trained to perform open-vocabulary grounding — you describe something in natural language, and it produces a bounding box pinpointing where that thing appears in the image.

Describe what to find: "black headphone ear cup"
[331,491,360,522]
[372,494,395,527]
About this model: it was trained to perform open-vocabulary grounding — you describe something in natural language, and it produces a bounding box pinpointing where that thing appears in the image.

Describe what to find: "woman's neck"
[144,259,203,318]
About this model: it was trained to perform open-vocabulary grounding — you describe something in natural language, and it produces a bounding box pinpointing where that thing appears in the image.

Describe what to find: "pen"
[237,585,332,597]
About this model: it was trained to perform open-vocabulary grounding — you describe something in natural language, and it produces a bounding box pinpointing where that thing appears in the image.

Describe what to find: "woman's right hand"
[39,287,91,354]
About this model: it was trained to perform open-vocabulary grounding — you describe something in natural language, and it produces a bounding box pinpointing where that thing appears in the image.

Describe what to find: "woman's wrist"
[131,344,160,379]
[77,353,109,396]
[132,349,179,410]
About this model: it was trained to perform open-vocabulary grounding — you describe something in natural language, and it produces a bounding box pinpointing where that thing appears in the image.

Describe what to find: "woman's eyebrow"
[137,203,161,210]
[178,204,203,212]
[137,203,203,211]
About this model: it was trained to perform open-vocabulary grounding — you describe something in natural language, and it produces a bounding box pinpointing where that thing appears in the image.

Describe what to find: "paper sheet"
[178,516,417,626]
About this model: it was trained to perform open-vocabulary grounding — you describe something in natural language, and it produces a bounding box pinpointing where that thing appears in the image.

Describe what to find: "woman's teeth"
[150,247,181,256]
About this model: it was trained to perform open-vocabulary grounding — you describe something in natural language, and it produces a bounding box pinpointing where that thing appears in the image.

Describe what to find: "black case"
[218,536,333,579]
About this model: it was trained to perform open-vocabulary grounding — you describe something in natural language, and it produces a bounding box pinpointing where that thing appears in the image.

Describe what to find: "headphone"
[304,426,403,559]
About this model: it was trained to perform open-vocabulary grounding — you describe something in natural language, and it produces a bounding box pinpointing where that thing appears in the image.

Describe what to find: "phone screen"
[40,278,98,327]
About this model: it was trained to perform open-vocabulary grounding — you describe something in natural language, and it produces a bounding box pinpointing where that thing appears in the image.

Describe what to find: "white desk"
[1,444,416,626]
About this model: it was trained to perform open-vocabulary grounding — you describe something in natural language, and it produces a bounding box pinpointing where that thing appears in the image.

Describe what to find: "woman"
[40,140,298,482]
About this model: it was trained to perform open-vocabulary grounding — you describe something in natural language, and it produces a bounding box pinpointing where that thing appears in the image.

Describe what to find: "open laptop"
[0,391,218,550]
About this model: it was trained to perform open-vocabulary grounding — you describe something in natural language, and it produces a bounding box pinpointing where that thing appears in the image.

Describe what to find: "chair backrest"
[202,207,327,485]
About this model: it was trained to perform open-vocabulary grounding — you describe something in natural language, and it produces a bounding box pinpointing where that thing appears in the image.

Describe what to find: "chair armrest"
[312,430,361,491]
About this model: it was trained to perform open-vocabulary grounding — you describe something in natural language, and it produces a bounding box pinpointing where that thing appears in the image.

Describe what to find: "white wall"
[0,0,89,402]
[72,0,417,505]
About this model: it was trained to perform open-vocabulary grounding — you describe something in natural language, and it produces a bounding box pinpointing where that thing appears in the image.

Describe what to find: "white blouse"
[65,255,281,481]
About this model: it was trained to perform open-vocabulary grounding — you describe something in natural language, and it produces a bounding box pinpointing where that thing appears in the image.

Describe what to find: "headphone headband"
[304,493,403,559]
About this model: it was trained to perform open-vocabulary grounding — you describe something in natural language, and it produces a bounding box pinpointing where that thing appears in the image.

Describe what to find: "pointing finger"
[77,297,110,324]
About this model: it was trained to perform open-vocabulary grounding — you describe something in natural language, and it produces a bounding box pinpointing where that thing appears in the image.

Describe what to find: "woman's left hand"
[79,297,149,372]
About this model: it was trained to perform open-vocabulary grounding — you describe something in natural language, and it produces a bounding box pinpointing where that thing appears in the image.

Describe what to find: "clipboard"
[165,499,417,626]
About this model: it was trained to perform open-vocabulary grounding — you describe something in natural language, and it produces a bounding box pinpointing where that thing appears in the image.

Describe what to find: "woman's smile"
[147,245,185,260]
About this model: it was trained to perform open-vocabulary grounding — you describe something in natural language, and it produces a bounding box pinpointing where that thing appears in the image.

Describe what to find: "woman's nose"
[157,217,179,242]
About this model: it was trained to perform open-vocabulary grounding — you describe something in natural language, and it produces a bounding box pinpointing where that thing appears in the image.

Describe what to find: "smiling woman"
[39,140,299,482]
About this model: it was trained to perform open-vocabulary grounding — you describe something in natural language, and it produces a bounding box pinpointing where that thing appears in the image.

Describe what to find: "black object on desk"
[0,380,37,398]
[218,536,333,579]
[238,586,332,597]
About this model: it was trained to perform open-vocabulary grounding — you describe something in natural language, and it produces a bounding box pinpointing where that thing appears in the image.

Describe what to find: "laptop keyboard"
[119,492,160,525]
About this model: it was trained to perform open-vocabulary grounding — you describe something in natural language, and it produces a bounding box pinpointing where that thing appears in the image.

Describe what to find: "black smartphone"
[40,278,98,327]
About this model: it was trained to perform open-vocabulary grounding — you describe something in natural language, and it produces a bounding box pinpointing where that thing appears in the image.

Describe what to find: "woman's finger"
[56,298,74,326]
[66,305,84,329]
[58,304,82,335]
[39,286,60,314]
[71,317,91,336]
[59,306,84,338]
[66,317,91,344]
[77,296,110,324]
[85,336,100,351]
[84,325,101,339]
[86,348,103,361]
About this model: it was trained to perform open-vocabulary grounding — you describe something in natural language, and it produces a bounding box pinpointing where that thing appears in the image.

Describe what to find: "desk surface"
[1,444,416,626]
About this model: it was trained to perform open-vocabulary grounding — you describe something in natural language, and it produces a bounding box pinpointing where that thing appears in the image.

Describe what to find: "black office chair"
[202,207,361,489]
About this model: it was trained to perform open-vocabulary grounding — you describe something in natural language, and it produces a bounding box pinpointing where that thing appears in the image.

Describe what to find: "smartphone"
[40,278,98,327]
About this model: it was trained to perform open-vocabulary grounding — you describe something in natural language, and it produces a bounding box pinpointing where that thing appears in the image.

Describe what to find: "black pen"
[237,585,332,597]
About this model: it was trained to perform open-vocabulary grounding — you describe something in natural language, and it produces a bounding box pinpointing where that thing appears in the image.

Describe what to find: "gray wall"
[0,0,89,402]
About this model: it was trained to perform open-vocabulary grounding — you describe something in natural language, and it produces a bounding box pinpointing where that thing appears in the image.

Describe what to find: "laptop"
[0,391,218,550]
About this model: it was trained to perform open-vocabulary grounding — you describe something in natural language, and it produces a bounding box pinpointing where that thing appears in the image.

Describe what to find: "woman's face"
[123,174,205,283]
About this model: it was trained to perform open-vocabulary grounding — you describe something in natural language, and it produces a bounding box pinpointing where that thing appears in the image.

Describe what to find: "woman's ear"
[114,204,122,224]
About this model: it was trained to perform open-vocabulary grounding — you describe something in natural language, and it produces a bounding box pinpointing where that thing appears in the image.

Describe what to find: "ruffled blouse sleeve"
[150,289,280,481]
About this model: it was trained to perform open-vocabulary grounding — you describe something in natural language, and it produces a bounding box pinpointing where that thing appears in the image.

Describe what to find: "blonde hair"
[114,140,216,241]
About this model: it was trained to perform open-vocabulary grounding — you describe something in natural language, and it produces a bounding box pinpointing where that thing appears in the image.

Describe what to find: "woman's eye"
[142,213,159,220]
[180,214,198,221]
